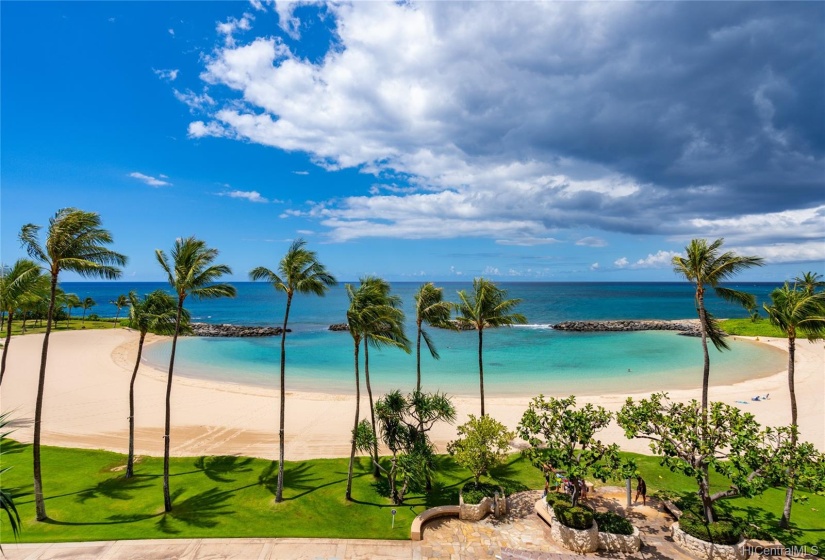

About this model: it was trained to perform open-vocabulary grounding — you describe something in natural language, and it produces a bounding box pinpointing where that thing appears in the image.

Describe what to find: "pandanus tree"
[763,282,825,527]
[111,294,128,327]
[249,239,336,502]
[0,259,44,386]
[65,293,81,328]
[671,239,763,413]
[456,278,526,416]
[19,208,126,521]
[156,237,235,512]
[124,290,183,479]
[413,282,453,392]
[80,297,96,327]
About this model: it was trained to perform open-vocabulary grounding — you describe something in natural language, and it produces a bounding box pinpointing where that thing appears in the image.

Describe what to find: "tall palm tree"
[65,293,81,328]
[413,282,453,393]
[671,238,763,413]
[763,282,825,528]
[124,290,182,479]
[793,271,824,295]
[111,294,128,327]
[156,237,235,512]
[19,208,126,521]
[249,239,336,502]
[360,277,409,476]
[456,278,526,416]
[0,259,43,386]
[80,297,96,327]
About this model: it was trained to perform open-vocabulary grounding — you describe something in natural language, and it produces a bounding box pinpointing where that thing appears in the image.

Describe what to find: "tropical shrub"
[593,511,633,535]
[461,481,499,505]
[546,491,570,507]
[553,503,594,530]
[448,414,514,483]
[679,512,741,545]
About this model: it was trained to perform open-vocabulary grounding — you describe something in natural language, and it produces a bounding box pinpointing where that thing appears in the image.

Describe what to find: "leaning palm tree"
[156,237,235,512]
[763,282,825,528]
[124,290,183,479]
[19,208,126,521]
[413,283,454,393]
[111,294,128,327]
[0,259,43,386]
[456,278,526,416]
[80,296,96,327]
[671,238,763,413]
[65,293,81,328]
[793,271,824,295]
[249,239,336,502]
[360,277,410,476]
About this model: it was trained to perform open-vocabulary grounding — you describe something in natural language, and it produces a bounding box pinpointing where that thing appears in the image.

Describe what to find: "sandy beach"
[0,329,822,460]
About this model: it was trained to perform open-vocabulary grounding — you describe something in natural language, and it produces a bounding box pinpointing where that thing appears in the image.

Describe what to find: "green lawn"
[1,318,125,338]
[720,318,790,338]
[1,441,822,550]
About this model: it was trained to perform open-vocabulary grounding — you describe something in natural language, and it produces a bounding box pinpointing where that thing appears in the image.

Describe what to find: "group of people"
[539,461,647,506]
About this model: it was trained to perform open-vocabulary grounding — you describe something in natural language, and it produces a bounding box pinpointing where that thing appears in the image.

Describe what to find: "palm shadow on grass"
[194,455,254,483]
[258,461,340,501]
[0,438,28,456]
[153,487,235,534]
[75,475,153,504]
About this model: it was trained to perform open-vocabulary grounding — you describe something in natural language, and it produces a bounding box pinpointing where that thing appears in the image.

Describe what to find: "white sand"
[0,329,822,460]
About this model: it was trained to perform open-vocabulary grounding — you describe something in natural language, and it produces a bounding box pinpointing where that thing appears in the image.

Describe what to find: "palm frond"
[714,286,756,310]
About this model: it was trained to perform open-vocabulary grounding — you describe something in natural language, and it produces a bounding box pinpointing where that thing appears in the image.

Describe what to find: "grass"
[720,318,790,338]
[1,441,822,550]
[1,318,126,338]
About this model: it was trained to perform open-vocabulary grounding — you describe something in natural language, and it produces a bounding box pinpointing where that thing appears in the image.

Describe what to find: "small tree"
[80,297,95,327]
[111,294,128,327]
[448,414,514,484]
[617,393,791,524]
[517,396,621,507]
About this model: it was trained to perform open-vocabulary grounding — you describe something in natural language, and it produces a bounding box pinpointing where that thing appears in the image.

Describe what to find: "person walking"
[634,476,647,505]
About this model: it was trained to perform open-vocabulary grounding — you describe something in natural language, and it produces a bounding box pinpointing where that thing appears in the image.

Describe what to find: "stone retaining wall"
[598,525,641,553]
[459,488,507,521]
[671,522,747,560]
[552,319,703,337]
[533,498,640,554]
[189,323,288,337]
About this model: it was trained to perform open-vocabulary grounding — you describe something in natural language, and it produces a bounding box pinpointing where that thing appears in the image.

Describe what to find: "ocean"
[60,281,788,397]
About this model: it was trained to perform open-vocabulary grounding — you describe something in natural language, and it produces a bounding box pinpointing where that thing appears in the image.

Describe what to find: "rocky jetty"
[552,319,704,337]
[188,323,289,337]
[328,323,350,332]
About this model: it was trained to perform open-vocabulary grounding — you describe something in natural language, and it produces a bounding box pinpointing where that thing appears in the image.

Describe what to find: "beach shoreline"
[1,329,822,460]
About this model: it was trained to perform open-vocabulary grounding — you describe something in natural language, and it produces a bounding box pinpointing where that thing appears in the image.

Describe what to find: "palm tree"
[65,293,81,328]
[456,278,526,416]
[80,297,96,327]
[413,282,453,393]
[19,208,126,521]
[156,237,235,512]
[793,271,824,295]
[763,282,825,528]
[124,290,182,479]
[0,259,43,386]
[1,412,22,550]
[249,239,336,502]
[111,294,128,327]
[671,238,763,413]
[360,277,409,476]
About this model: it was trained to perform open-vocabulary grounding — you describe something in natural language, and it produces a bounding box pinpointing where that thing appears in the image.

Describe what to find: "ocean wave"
[511,324,553,330]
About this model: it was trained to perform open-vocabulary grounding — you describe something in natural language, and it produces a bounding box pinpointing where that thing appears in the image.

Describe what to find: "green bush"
[88,314,100,321]
[461,482,499,505]
[546,491,571,507]
[553,503,594,530]
[679,513,742,545]
[594,511,633,535]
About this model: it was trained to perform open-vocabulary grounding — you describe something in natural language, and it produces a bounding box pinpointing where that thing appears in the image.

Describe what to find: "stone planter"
[458,486,507,521]
[598,525,641,553]
[545,502,599,553]
[672,522,747,560]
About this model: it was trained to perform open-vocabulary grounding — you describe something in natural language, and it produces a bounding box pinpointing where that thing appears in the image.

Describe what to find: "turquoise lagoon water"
[60,281,789,397]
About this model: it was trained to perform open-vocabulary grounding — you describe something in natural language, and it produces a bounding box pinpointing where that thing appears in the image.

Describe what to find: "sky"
[1,1,823,282]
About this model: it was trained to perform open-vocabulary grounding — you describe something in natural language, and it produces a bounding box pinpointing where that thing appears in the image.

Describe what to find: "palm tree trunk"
[0,311,14,386]
[416,320,422,393]
[163,300,183,512]
[696,289,710,413]
[33,272,58,521]
[478,327,485,416]
[81,308,87,327]
[364,341,380,477]
[66,308,72,329]
[113,309,120,328]
[346,340,361,501]
[780,334,797,528]
[126,331,146,478]
[276,294,292,503]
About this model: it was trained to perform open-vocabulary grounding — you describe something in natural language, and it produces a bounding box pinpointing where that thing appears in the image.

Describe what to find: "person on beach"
[634,476,647,505]
[578,478,588,500]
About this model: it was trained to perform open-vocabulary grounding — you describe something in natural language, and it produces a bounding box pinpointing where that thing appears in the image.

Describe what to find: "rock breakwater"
[189,323,289,337]
[552,319,704,337]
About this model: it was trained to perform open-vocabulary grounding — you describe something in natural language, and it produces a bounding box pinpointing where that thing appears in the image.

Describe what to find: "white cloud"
[576,237,607,247]
[217,190,269,203]
[216,13,254,46]
[153,68,178,82]
[168,28,175,36]
[129,172,171,187]
[449,265,463,276]
[249,0,267,12]
[174,89,216,113]
[728,241,825,264]
[496,237,561,246]
[631,250,681,269]
[590,262,600,270]
[292,170,310,175]
[188,120,231,139]
[296,229,315,235]
[483,266,501,276]
[614,257,629,268]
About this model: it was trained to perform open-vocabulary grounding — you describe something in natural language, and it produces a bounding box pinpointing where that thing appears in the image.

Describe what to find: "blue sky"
[2,1,823,282]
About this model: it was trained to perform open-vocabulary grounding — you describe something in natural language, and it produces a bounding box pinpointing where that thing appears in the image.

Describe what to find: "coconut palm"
[1,412,22,550]
[65,293,81,328]
[249,239,336,502]
[124,290,183,479]
[156,237,235,512]
[793,271,824,295]
[111,294,128,327]
[413,282,453,393]
[80,297,96,327]
[671,238,763,413]
[360,277,409,476]
[456,278,526,416]
[19,208,126,521]
[0,259,43,386]
[763,282,825,528]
